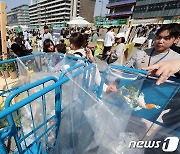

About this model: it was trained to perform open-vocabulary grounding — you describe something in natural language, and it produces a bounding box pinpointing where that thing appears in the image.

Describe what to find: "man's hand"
[142,60,180,85]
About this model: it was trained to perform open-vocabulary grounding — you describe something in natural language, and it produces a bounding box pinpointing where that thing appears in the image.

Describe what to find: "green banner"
[53,23,67,28]
[95,19,127,26]
[119,19,127,24]
[163,19,180,24]
[14,26,22,33]
[30,25,40,29]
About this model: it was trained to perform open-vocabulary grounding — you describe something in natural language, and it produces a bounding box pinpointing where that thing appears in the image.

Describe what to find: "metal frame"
[0,60,94,153]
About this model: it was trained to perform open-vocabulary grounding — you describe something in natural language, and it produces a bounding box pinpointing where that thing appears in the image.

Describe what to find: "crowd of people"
[0,23,180,83]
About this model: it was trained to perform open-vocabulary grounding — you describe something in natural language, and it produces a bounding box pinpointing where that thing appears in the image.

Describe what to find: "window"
[164,0,179,10]
[148,2,165,11]
[134,5,147,13]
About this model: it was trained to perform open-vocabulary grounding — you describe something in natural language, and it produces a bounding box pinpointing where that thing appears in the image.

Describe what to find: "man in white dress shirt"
[42,25,53,43]
[102,26,115,60]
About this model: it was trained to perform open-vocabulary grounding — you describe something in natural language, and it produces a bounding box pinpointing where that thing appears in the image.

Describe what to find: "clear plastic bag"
[16,53,51,86]
[98,66,180,153]
[16,53,86,85]
[83,84,147,154]
[54,64,146,154]
[16,52,87,132]
[54,65,98,154]
[15,53,87,148]
[100,66,179,121]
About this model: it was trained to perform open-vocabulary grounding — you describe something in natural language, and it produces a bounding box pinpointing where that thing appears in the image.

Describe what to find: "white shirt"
[42,32,53,43]
[25,41,32,50]
[113,43,126,66]
[125,48,180,69]
[7,39,12,49]
[23,31,29,40]
[73,48,86,58]
[104,31,115,47]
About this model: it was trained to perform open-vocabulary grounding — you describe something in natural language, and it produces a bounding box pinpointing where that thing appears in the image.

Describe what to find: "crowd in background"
[0,24,179,66]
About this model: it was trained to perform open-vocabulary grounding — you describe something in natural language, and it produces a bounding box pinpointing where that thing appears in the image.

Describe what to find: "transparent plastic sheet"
[99,66,180,153]
[48,53,85,74]
[54,65,144,154]
[83,69,145,154]
[84,100,144,154]
[15,53,87,149]
[14,54,56,148]
[16,75,56,146]
[7,81,56,151]
[16,53,86,121]
[6,84,57,153]
[54,65,97,154]
[101,67,179,119]
[16,53,51,86]
[16,53,85,86]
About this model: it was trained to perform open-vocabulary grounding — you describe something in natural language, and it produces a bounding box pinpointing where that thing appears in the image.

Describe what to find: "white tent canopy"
[67,16,91,26]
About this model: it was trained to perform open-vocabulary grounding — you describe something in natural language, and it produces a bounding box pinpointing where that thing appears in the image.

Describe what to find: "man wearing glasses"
[125,23,180,69]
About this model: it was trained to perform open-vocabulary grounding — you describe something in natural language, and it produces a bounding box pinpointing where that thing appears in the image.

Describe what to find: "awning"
[67,16,91,26]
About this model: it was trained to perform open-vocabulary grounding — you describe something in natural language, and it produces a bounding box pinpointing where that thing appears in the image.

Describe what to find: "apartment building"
[7,5,30,26]
[133,0,180,19]
[106,0,136,19]
[79,0,96,23]
[29,0,80,26]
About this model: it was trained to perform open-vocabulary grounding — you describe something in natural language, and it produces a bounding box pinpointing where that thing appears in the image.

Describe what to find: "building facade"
[133,0,180,20]
[106,0,136,19]
[7,5,30,26]
[79,0,96,23]
[29,0,80,26]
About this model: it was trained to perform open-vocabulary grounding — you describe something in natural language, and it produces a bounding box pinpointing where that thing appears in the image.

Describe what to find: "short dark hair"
[43,39,54,52]
[107,26,114,32]
[156,23,180,38]
[60,39,65,44]
[69,32,85,49]
[55,44,66,54]
[121,37,125,43]
[11,43,22,52]
[44,25,49,29]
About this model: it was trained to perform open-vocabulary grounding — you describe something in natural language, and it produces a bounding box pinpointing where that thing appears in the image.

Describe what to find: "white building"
[29,0,80,26]
[7,5,30,26]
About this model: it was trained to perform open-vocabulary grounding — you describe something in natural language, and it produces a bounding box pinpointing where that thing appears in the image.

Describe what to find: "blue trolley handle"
[0,76,58,154]
[0,64,94,120]
[0,52,46,65]
[0,64,94,129]
[110,65,148,75]
[51,52,89,62]
[0,52,48,97]
[4,76,58,108]
[59,62,87,80]
[97,65,148,98]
